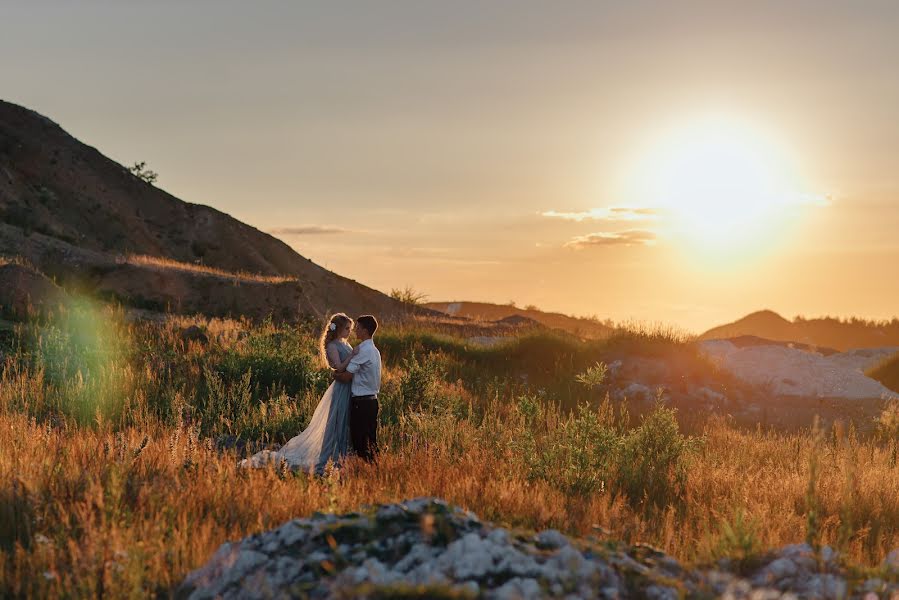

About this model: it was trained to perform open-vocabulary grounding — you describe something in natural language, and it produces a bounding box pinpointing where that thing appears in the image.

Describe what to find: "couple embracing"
[242,313,382,473]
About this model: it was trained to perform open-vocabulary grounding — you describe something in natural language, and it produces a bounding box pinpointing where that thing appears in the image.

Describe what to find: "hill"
[0,100,408,320]
[424,301,613,338]
[868,353,899,394]
[701,309,899,351]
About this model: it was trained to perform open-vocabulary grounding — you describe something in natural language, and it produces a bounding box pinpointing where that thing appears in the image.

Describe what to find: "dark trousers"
[350,395,379,461]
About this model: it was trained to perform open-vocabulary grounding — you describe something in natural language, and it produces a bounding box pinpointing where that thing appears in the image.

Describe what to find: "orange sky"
[2,2,897,332]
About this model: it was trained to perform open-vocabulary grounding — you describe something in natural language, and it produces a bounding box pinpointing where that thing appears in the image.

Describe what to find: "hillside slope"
[0,100,407,319]
[701,309,899,351]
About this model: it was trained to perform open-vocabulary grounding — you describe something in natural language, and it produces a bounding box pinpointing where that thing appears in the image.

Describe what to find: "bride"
[241,313,356,473]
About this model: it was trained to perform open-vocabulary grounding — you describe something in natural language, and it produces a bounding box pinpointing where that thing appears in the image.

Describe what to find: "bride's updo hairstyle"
[318,313,353,365]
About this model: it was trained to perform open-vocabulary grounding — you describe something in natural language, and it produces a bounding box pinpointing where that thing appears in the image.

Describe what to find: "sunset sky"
[2,1,898,332]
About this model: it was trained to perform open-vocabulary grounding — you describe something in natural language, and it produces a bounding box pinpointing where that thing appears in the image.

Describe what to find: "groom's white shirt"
[346,338,381,397]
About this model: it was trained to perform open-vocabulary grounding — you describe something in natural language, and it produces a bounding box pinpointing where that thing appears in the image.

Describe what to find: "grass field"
[2,300,899,597]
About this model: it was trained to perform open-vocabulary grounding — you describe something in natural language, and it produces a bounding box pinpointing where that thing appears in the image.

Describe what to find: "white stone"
[766,557,798,580]
[884,549,899,573]
[494,577,542,600]
[535,529,569,549]
[488,528,510,545]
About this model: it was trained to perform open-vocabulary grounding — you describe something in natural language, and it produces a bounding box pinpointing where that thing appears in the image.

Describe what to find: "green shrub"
[515,396,624,496]
[708,509,761,566]
[212,325,324,397]
[575,361,608,388]
[614,403,699,512]
[188,368,304,441]
[400,352,444,406]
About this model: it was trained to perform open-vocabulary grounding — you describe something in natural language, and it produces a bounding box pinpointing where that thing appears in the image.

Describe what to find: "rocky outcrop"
[180,498,899,599]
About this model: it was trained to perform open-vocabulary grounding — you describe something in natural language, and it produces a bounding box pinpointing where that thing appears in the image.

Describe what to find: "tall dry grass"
[3,409,899,598]
[2,305,899,597]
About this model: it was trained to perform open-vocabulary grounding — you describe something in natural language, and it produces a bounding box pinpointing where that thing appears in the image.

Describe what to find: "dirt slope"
[0,100,409,320]
[0,259,67,319]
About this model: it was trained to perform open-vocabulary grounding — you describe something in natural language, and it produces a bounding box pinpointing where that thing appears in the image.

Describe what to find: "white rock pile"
[700,341,898,399]
[179,498,899,599]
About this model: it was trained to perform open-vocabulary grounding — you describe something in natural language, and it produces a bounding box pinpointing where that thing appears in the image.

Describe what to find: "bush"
[128,161,158,184]
[212,325,324,398]
[614,403,699,512]
[390,286,428,306]
[399,352,445,409]
[576,362,608,388]
[515,396,624,496]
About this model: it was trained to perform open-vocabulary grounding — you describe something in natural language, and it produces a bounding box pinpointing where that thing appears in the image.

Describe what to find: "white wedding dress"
[240,340,352,474]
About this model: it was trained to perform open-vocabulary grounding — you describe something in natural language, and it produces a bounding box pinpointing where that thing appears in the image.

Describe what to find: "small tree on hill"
[129,161,158,185]
[390,286,428,307]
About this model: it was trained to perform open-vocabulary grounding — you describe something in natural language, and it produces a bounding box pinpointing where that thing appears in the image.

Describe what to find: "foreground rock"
[180,498,898,599]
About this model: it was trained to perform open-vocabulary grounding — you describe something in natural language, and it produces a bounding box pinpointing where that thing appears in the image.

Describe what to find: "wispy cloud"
[564,229,657,249]
[269,225,351,235]
[541,206,660,222]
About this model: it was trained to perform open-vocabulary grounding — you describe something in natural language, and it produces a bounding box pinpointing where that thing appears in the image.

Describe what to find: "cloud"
[541,206,660,222]
[269,225,351,235]
[564,229,657,249]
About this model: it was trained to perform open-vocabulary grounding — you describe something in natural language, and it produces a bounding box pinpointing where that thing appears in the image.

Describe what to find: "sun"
[632,115,824,261]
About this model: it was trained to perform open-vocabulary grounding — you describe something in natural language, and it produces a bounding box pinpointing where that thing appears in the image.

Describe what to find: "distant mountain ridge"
[424,301,613,338]
[0,100,408,319]
[700,309,899,351]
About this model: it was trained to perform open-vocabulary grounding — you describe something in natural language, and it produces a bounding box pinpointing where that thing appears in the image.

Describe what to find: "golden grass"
[3,311,899,597]
[0,255,35,269]
[3,406,899,597]
[122,254,298,284]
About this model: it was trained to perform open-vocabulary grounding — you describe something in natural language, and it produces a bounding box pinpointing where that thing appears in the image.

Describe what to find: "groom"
[334,314,382,461]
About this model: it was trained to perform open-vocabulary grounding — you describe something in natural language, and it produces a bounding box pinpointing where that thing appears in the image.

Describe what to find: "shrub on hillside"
[614,403,699,513]
[390,286,428,306]
[128,161,158,184]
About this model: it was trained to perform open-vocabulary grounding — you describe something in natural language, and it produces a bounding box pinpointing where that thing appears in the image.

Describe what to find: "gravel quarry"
[700,340,898,400]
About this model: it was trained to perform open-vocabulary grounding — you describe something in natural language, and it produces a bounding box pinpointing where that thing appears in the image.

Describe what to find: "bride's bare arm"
[326,344,354,372]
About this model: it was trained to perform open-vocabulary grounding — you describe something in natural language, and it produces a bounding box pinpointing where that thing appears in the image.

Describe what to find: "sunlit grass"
[2,310,899,597]
[122,254,299,284]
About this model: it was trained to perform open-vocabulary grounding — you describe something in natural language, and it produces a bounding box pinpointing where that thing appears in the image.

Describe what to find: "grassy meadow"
[2,300,899,598]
